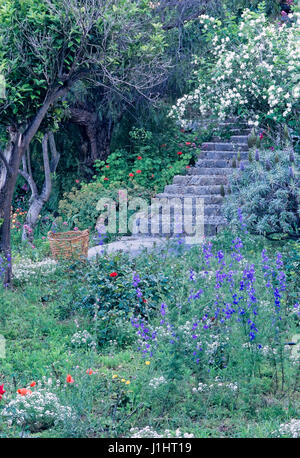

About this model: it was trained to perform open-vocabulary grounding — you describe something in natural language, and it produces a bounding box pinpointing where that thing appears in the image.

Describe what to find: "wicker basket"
[48,229,89,260]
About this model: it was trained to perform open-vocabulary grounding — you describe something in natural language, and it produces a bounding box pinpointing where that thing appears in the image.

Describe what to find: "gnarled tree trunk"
[19,132,60,242]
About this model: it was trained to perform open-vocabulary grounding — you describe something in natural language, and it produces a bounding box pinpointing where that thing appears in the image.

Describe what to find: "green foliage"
[56,256,169,346]
[0,0,168,130]
[223,147,300,239]
[95,124,197,192]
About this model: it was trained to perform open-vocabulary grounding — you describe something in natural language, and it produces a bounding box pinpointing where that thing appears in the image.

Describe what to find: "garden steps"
[128,130,249,238]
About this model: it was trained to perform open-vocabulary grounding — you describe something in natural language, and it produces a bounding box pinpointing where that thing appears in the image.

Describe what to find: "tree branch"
[48,132,60,172]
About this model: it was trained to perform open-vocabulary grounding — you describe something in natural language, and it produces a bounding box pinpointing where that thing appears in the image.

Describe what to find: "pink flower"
[74,227,79,231]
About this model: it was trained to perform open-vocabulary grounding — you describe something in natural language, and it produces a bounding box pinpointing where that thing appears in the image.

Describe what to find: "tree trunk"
[95,117,114,162]
[0,129,25,285]
[70,107,114,163]
[21,132,60,242]
[0,85,68,285]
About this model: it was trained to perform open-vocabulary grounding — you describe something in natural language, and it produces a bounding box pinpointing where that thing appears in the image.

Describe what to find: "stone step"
[211,135,249,143]
[133,215,226,238]
[230,135,249,144]
[135,203,222,218]
[164,184,228,195]
[188,167,234,176]
[173,175,228,186]
[156,193,224,204]
[204,151,249,160]
[195,158,249,168]
[201,142,249,152]
[227,129,251,135]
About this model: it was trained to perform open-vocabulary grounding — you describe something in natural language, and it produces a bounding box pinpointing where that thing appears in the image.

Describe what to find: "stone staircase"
[131,122,251,240]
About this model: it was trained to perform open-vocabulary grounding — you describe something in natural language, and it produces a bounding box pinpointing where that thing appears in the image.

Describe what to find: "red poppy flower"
[186,166,190,169]
[137,156,142,160]
[0,385,5,396]
[110,272,118,278]
[136,170,141,174]
[129,173,134,177]
[75,179,80,184]
[30,381,36,388]
[186,142,191,145]
[103,177,109,181]
[66,374,74,384]
[105,165,110,168]
[86,369,94,375]
[143,298,147,303]
[177,151,182,155]
[17,388,32,396]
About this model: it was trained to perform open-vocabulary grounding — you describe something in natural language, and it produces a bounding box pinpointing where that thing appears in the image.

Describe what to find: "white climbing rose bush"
[169,9,300,129]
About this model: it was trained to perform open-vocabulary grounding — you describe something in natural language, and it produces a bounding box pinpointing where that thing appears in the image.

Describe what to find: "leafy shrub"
[56,256,170,345]
[58,181,151,238]
[170,7,299,133]
[94,126,198,192]
[223,147,300,239]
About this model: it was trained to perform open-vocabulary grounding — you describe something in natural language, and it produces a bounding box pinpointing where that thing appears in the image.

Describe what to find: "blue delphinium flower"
[202,240,213,270]
[189,269,196,282]
[238,208,248,234]
[132,272,141,288]
[231,237,243,262]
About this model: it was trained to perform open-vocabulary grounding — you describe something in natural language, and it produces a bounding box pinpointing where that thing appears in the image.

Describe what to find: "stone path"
[88,120,251,259]
[88,236,166,259]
